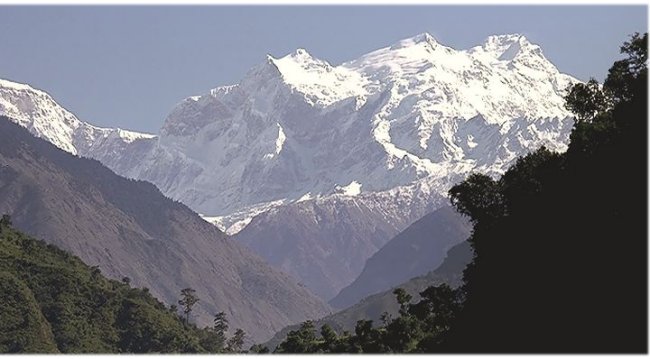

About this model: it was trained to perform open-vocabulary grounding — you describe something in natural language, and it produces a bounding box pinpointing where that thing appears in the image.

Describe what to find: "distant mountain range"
[0,118,329,343]
[0,32,577,301]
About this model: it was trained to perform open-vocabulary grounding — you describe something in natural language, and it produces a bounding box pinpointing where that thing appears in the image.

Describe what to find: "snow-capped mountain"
[1,33,576,219]
[0,79,156,157]
[0,33,578,301]
[154,33,577,299]
[104,33,575,220]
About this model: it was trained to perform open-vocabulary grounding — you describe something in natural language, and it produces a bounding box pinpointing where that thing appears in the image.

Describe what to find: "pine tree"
[213,311,228,350]
[178,288,199,325]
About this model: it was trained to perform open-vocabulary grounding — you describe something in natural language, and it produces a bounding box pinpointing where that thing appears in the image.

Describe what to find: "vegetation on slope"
[0,217,246,353]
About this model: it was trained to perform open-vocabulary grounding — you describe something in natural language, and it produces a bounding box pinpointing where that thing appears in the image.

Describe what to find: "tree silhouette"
[564,78,611,123]
[178,288,199,325]
[0,214,12,229]
[213,311,228,350]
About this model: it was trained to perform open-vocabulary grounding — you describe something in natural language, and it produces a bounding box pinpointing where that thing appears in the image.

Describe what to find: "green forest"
[0,215,246,353]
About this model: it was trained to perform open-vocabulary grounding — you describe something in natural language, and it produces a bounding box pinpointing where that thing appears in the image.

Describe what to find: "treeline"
[274,33,648,353]
[273,285,459,353]
[0,215,246,353]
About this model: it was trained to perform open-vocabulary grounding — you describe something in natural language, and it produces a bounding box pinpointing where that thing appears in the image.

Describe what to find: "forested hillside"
[0,219,249,353]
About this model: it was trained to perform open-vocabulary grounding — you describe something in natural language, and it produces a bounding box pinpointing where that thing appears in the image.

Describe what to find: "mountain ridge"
[0,117,329,343]
[330,205,471,309]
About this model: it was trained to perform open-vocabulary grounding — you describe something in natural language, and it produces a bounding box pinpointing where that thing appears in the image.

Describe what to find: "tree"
[0,224,222,353]
[382,291,421,353]
[410,285,462,351]
[604,32,648,105]
[196,311,229,353]
[249,343,270,353]
[351,319,385,353]
[564,78,611,123]
[275,321,318,353]
[178,288,199,325]
[620,32,648,76]
[0,214,12,229]
[213,311,228,350]
[393,288,412,316]
[449,173,506,225]
[319,324,339,352]
[226,328,245,353]
[90,265,102,277]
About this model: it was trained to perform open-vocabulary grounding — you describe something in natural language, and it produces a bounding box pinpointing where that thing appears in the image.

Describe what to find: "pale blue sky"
[0,5,646,132]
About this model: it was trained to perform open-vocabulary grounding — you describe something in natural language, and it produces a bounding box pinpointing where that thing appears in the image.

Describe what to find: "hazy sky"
[0,5,646,132]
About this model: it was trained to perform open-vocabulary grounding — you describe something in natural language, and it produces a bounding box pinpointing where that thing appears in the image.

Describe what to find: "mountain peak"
[486,33,526,44]
[473,33,546,62]
[411,32,436,44]
[0,78,38,92]
[390,32,438,50]
[267,48,317,64]
[482,33,527,51]
[291,48,311,58]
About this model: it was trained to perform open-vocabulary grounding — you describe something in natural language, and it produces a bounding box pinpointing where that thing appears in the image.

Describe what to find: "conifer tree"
[178,288,199,325]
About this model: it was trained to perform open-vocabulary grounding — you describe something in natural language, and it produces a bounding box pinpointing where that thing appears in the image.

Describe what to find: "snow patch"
[200,199,287,235]
[335,181,363,196]
[264,123,286,159]
[116,128,156,143]
[297,192,313,203]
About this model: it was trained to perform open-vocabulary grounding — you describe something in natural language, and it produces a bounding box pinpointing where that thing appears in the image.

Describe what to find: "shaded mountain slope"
[235,192,446,300]
[0,117,329,343]
[330,205,471,309]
